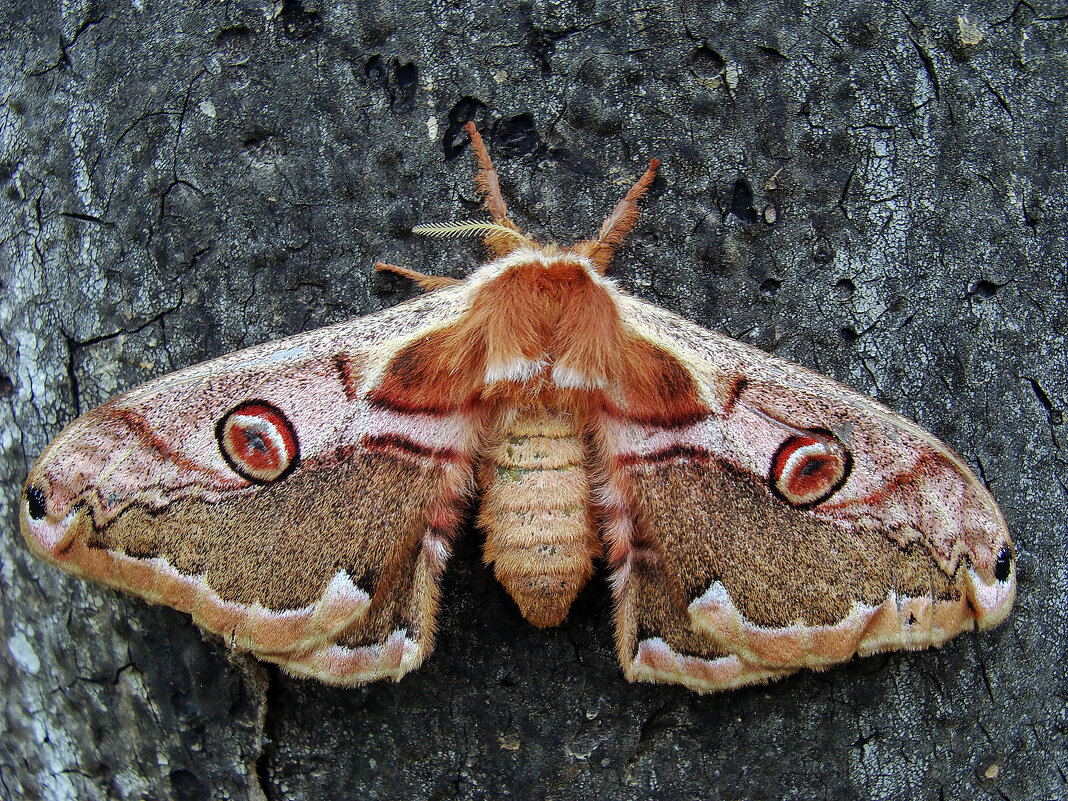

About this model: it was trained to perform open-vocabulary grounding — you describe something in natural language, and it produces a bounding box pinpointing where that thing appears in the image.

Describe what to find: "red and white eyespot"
[216,401,299,484]
[769,429,852,508]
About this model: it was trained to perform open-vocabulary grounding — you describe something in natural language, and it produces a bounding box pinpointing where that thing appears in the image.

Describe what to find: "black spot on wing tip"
[25,485,47,520]
[994,546,1013,583]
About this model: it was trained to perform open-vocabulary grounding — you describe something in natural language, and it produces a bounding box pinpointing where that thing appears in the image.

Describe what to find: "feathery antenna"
[412,220,530,243]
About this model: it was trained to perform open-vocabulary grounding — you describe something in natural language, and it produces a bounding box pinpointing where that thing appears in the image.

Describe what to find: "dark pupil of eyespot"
[994,546,1013,582]
[244,428,267,453]
[26,485,47,520]
[800,458,825,477]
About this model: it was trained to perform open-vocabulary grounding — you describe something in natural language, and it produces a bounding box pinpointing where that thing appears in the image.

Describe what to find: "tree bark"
[1,1,1063,799]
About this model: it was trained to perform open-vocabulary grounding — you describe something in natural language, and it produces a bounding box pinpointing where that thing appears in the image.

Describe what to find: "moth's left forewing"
[604,296,1015,692]
[22,285,478,684]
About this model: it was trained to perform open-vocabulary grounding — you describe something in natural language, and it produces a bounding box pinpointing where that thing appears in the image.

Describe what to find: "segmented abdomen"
[478,410,600,627]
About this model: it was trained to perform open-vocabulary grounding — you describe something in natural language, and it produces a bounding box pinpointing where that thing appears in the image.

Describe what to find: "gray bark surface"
[1,1,1064,799]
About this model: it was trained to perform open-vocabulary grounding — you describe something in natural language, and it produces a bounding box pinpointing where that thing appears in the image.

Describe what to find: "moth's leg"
[579,157,660,274]
[375,261,462,291]
[463,121,524,256]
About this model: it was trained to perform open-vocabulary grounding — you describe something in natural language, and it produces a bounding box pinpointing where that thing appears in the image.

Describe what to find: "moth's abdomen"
[478,411,601,628]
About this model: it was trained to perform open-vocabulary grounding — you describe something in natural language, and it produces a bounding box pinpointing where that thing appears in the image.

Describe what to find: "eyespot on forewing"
[216,401,299,484]
[769,428,852,508]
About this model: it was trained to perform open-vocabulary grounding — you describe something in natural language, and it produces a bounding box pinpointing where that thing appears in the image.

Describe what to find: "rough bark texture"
[1,1,1064,799]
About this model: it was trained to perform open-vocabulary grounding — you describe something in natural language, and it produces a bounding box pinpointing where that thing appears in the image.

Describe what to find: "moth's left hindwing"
[21,285,477,684]
[603,296,1016,693]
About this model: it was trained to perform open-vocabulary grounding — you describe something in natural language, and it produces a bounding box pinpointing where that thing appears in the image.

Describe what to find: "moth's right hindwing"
[22,285,478,684]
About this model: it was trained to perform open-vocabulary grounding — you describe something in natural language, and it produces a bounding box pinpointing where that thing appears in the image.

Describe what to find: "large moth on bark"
[21,123,1015,692]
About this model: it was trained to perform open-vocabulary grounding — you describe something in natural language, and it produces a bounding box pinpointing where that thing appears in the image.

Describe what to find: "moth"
[21,123,1015,692]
